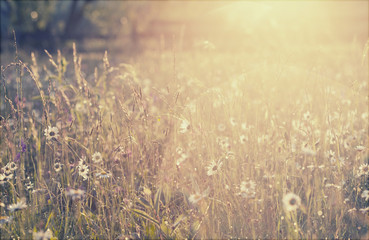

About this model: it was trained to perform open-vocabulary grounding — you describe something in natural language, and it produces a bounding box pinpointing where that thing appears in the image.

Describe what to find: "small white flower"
[8,198,27,212]
[65,188,85,200]
[238,180,256,198]
[25,181,34,191]
[44,126,59,141]
[301,145,316,156]
[33,229,53,240]
[92,152,103,163]
[96,170,111,179]
[239,135,248,144]
[54,162,63,172]
[179,119,190,133]
[78,164,89,181]
[229,117,237,126]
[361,190,369,201]
[359,207,369,214]
[303,111,311,121]
[206,159,223,176]
[283,193,301,212]
[188,188,209,205]
[358,163,369,177]
[0,173,6,185]
[355,145,366,152]
[217,123,226,132]
[176,153,188,167]
[8,162,17,171]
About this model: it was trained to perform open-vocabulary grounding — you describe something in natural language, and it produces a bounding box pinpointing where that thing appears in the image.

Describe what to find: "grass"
[0,33,368,239]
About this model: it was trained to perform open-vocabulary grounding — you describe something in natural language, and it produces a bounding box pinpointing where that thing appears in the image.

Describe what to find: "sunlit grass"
[1,19,368,240]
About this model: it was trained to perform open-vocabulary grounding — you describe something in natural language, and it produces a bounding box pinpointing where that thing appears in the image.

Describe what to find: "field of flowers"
[1,7,368,239]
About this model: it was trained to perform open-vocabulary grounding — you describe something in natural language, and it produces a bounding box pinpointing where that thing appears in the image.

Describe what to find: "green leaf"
[154,187,162,216]
[132,209,160,227]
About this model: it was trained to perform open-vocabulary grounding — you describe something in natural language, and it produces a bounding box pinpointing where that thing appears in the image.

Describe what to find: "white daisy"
[78,164,89,181]
[92,152,103,163]
[359,207,369,214]
[355,145,366,152]
[361,190,369,201]
[44,126,59,141]
[283,193,301,212]
[238,180,256,198]
[96,170,112,179]
[0,173,6,185]
[217,123,226,132]
[239,135,248,144]
[8,198,27,212]
[229,117,237,126]
[33,229,53,240]
[358,163,369,177]
[8,162,17,171]
[179,119,190,133]
[54,162,63,172]
[188,188,209,205]
[206,159,223,176]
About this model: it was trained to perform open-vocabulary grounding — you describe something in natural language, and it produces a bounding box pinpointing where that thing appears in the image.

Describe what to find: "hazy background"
[1,1,368,65]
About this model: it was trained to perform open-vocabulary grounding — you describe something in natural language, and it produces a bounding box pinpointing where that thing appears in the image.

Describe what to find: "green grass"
[0,36,368,239]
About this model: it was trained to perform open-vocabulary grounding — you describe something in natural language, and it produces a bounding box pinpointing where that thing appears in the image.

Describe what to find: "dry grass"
[0,31,368,240]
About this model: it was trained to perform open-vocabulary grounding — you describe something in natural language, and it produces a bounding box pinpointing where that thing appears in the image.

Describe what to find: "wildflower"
[0,216,13,225]
[54,162,63,172]
[96,170,112,179]
[44,126,59,141]
[238,180,256,198]
[229,117,237,126]
[188,188,209,205]
[92,152,103,163]
[217,136,230,150]
[176,147,183,155]
[176,153,188,167]
[355,145,366,152]
[361,190,369,201]
[358,163,369,177]
[79,156,87,166]
[143,187,152,196]
[347,208,357,213]
[343,138,352,149]
[359,207,369,214]
[21,139,26,153]
[3,169,13,180]
[206,159,223,176]
[25,181,34,191]
[217,123,226,132]
[14,152,21,163]
[8,162,17,171]
[8,198,27,212]
[303,111,311,121]
[31,188,47,194]
[283,193,301,212]
[65,188,85,200]
[33,229,53,240]
[301,144,316,156]
[239,135,248,144]
[2,164,11,173]
[78,164,89,181]
[179,119,190,133]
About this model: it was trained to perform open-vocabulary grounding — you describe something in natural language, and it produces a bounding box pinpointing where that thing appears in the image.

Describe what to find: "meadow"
[1,2,369,240]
